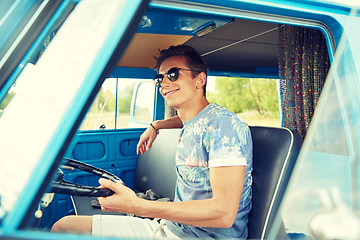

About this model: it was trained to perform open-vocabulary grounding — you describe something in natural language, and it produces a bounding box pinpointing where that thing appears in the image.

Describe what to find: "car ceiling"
[118,17,279,77]
[187,18,279,74]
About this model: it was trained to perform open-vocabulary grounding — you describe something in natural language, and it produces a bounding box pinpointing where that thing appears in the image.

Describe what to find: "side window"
[130,81,155,125]
[79,78,151,130]
[116,78,137,128]
[207,77,281,127]
[162,77,281,127]
[127,77,281,127]
[80,78,117,130]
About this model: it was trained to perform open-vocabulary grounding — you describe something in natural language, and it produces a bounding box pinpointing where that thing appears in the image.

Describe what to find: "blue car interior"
[48,126,302,239]
[26,0,313,235]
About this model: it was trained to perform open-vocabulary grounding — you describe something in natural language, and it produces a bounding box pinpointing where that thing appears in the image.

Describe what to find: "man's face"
[158,56,199,110]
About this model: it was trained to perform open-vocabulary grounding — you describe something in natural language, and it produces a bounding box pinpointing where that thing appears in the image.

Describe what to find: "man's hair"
[155,45,208,96]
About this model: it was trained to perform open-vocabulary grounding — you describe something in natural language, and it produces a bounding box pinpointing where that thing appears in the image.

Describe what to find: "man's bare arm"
[98,165,245,228]
[136,116,183,154]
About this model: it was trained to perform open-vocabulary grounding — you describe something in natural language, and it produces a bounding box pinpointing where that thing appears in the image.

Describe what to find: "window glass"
[83,76,280,130]
[0,2,67,119]
[163,77,280,127]
[132,81,155,124]
[80,78,153,130]
[164,76,278,125]
[79,78,117,130]
[208,77,280,127]
[116,79,138,128]
[0,0,132,215]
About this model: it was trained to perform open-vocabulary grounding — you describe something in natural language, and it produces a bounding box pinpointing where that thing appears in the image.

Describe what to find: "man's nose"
[161,75,172,87]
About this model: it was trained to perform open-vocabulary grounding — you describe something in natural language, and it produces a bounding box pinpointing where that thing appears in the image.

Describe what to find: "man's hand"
[136,117,183,155]
[97,178,140,214]
[136,125,158,155]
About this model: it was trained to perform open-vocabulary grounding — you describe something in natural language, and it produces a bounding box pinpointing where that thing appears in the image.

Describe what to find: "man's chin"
[166,101,179,109]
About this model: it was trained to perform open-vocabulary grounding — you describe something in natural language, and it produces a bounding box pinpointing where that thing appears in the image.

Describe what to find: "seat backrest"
[134,128,181,200]
[135,126,302,239]
[247,126,302,239]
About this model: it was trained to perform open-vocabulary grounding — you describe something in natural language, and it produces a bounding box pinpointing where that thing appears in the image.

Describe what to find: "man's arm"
[98,165,245,228]
[136,116,183,154]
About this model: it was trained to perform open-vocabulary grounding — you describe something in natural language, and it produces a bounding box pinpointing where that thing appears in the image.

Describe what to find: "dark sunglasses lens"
[154,74,163,86]
[167,68,180,81]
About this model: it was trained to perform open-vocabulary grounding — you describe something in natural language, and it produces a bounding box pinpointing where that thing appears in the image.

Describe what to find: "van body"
[0,0,359,239]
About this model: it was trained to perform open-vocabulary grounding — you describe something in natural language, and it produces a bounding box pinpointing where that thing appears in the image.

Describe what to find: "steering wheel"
[51,158,122,197]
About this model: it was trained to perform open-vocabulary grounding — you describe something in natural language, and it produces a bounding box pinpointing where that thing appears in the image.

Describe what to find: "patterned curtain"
[279,25,330,140]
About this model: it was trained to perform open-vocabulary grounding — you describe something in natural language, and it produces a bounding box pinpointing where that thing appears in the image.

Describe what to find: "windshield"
[0,0,131,219]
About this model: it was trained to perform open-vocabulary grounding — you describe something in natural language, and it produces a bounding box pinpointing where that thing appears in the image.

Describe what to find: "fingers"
[136,139,147,155]
[99,178,118,191]
[97,178,137,213]
[100,206,110,212]
[136,127,158,155]
[145,136,154,151]
[140,143,146,155]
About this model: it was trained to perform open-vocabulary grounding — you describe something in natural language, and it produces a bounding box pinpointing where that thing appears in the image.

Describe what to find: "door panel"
[64,129,144,188]
[40,128,144,229]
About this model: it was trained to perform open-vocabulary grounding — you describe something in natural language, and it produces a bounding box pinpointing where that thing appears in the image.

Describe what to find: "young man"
[52,45,253,239]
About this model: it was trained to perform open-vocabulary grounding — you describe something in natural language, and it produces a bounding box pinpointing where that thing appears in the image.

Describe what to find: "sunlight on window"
[79,78,145,130]
[207,77,281,127]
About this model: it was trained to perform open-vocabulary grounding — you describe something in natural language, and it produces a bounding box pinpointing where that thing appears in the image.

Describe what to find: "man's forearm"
[133,197,236,228]
[152,116,183,129]
[132,166,244,228]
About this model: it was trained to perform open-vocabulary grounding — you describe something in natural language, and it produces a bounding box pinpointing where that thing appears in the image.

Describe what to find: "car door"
[269,4,360,239]
[0,0,149,236]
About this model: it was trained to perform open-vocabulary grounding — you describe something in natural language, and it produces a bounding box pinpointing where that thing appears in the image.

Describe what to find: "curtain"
[279,25,330,140]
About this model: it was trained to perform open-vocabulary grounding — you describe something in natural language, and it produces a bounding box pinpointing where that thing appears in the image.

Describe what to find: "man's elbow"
[222,213,237,228]
[209,198,239,228]
[215,210,237,228]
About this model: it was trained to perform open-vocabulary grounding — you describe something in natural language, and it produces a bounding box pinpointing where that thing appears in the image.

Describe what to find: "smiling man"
[52,45,253,239]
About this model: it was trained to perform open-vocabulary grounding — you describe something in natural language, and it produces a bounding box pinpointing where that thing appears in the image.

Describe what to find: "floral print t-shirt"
[166,103,253,239]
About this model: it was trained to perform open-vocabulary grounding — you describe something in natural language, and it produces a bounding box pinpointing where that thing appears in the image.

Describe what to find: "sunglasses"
[153,67,201,87]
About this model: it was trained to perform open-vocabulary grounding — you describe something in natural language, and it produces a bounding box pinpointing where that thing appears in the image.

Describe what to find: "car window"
[80,78,118,130]
[80,78,151,130]
[162,76,281,127]
[132,81,155,124]
[207,77,280,127]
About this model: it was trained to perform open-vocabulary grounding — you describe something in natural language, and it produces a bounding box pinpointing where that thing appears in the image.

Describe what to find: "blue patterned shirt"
[166,103,253,239]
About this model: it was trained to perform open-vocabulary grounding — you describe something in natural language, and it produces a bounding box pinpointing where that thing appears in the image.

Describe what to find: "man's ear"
[196,72,207,88]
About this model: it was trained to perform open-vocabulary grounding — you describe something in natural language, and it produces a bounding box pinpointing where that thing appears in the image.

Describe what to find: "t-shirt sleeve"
[203,114,251,168]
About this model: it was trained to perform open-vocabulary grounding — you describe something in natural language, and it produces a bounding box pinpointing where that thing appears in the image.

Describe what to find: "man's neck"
[177,97,210,123]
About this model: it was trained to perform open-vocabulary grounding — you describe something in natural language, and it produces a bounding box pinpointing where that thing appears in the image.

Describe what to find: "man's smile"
[163,88,180,96]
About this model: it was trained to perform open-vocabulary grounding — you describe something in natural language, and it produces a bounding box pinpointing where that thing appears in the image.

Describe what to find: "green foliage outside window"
[207,77,279,117]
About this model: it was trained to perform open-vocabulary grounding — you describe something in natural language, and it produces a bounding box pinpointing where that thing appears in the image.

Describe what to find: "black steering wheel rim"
[51,158,122,197]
